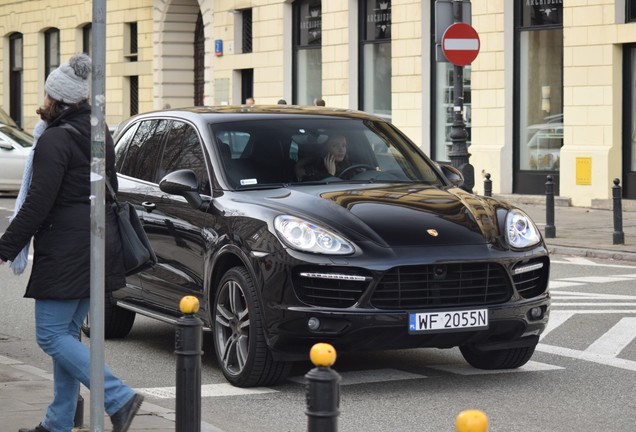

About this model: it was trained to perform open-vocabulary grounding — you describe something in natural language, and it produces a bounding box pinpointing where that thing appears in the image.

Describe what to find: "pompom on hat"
[45,53,92,103]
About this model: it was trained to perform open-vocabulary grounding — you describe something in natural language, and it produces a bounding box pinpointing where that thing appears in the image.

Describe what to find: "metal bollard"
[306,343,340,432]
[545,175,556,238]
[456,409,489,432]
[483,173,492,197]
[613,178,625,245]
[175,296,203,432]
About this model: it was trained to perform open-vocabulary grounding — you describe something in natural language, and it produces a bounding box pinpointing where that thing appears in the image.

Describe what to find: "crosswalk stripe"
[550,281,585,288]
[427,361,563,375]
[551,291,636,300]
[138,383,278,399]
[551,302,636,306]
[558,276,636,283]
[540,311,574,340]
[288,368,426,386]
[537,343,636,372]
[585,317,636,357]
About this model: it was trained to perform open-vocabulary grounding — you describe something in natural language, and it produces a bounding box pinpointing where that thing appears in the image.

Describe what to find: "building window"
[622,45,636,198]
[628,1,636,22]
[194,12,205,106]
[242,9,253,54]
[44,28,60,81]
[130,76,139,116]
[9,33,23,127]
[292,0,321,105]
[82,24,92,56]
[126,22,138,62]
[514,0,563,194]
[360,0,391,120]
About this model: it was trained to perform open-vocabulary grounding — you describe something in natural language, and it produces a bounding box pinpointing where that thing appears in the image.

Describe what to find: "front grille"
[371,263,511,310]
[512,257,549,299]
[294,270,369,308]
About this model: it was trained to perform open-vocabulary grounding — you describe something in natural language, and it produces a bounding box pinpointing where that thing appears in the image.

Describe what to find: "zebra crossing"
[138,265,636,399]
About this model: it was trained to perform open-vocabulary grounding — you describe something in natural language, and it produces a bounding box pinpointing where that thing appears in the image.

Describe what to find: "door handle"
[141,201,156,212]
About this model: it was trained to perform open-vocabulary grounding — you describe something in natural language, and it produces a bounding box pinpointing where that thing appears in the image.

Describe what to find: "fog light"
[307,317,321,331]
[528,307,543,320]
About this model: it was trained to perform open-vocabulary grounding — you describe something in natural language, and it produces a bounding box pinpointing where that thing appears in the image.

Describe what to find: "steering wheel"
[339,163,377,178]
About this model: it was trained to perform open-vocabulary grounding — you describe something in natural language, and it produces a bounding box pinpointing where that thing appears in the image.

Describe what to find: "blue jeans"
[35,298,135,432]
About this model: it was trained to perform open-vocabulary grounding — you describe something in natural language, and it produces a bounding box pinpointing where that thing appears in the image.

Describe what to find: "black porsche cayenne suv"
[92,105,550,388]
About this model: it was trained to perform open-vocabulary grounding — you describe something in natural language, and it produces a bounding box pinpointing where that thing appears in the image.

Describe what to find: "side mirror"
[159,169,207,210]
[437,163,465,188]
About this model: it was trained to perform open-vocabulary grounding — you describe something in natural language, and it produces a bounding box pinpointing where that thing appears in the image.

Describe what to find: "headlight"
[274,215,354,255]
[505,209,541,249]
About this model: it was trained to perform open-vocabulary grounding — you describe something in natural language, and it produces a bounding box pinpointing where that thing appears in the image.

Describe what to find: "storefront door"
[624,45,636,199]
[514,1,563,195]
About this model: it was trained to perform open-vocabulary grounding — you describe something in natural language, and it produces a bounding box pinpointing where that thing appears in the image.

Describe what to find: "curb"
[547,245,636,263]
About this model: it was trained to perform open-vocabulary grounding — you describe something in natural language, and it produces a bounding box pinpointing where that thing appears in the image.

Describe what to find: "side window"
[114,123,138,171]
[160,121,210,194]
[119,119,168,182]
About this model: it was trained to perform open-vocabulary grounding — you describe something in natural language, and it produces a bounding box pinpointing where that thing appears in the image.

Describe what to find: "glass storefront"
[360,0,391,120]
[293,0,322,105]
[514,0,563,194]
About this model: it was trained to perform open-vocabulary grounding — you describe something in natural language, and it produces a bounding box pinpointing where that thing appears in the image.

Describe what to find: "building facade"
[1,0,635,206]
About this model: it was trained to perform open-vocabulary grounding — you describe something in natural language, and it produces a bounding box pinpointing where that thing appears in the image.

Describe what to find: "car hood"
[241,184,507,248]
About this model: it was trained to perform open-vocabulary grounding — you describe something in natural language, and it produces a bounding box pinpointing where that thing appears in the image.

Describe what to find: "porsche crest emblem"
[426,229,439,237]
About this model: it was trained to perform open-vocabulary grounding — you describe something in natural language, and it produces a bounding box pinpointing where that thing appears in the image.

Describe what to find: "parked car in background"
[526,113,563,171]
[0,109,33,193]
[90,106,551,388]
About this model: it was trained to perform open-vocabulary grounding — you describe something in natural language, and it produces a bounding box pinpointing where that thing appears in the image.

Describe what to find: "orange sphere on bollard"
[309,343,337,367]
[455,409,489,432]
[179,296,200,314]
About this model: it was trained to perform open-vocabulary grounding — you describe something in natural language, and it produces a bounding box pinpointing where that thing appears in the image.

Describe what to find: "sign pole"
[90,0,107,430]
[446,0,475,193]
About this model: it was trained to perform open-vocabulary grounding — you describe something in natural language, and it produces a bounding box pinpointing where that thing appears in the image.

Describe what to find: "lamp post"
[446,0,475,193]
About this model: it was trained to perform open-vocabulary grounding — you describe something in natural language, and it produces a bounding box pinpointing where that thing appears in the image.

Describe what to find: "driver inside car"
[295,134,378,181]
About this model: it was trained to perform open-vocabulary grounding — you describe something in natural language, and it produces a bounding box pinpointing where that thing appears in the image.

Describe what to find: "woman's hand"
[323,153,336,176]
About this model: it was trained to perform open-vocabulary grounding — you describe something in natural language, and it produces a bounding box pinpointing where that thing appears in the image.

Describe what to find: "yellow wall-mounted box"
[575,157,592,185]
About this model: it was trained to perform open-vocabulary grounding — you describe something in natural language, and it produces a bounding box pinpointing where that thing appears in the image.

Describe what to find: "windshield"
[210,117,443,189]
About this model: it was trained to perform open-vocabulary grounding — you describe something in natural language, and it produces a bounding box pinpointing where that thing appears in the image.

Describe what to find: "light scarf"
[9,120,48,275]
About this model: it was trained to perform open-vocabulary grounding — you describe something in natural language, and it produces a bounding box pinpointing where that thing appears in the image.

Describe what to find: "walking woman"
[0,54,143,432]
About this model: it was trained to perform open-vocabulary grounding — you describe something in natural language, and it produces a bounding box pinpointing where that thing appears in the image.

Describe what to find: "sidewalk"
[495,194,636,262]
[1,196,635,431]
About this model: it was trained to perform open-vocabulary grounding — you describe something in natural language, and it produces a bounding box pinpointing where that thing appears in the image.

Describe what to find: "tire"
[212,266,292,387]
[460,344,536,370]
[81,294,136,339]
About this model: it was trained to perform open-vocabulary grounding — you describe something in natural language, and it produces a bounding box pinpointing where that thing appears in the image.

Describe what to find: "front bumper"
[268,296,550,361]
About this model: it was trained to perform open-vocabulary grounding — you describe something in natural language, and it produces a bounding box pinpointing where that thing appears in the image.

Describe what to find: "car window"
[0,125,33,148]
[118,119,167,182]
[159,120,211,195]
[210,118,442,189]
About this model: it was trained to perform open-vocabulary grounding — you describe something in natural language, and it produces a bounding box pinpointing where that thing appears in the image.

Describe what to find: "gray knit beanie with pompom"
[45,53,92,103]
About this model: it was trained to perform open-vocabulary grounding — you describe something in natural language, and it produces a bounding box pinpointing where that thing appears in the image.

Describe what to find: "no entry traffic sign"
[442,22,480,66]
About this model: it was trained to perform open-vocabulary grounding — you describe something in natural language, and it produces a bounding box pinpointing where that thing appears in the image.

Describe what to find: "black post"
[483,173,492,197]
[447,0,474,193]
[545,175,556,238]
[613,178,625,245]
[175,297,203,432]
[305,366,340,432]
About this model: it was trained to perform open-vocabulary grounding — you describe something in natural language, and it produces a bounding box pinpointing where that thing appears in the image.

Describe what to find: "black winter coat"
[0,103,126,299]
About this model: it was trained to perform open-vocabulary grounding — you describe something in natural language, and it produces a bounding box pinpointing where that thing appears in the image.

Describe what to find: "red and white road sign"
[442,22,480,66]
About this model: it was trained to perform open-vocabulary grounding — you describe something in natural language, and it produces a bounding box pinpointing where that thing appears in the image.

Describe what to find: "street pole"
[447,0,475,193]
[90,0,107,430]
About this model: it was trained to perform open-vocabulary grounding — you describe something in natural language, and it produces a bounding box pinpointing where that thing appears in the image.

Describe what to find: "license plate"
[408,308,488,334]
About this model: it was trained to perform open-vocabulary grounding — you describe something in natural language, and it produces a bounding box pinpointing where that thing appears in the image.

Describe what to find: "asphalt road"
[1,196,636,431]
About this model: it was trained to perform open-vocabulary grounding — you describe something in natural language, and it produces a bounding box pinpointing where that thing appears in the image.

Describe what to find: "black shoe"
[18,424,49,432]
[110,393,144,432]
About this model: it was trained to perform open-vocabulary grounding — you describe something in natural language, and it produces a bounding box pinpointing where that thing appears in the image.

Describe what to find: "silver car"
[0,110,33,192]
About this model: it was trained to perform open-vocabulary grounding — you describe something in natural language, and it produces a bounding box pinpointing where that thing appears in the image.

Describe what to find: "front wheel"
[212,266,292,387]
[460,344,536,370]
